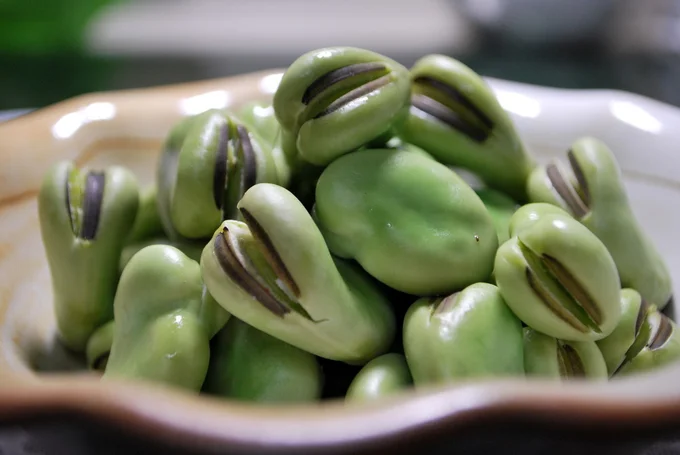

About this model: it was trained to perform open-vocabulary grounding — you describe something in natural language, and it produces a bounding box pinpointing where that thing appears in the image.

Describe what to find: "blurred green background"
[1,0,679,111]
[0,0,117,108]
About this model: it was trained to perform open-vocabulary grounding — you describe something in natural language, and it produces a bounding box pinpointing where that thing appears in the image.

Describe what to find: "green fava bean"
[396,54,535,201]
[236,102,325,210]
[156,109,287,240]
[616,309,680,376]
[38,161,139,352]
[201,183,396,364]
[527,137,672,309]
[314,148,498,296]
[126,184,164,244]
[236,102,297,185]
[523,328,607,380]
[403,283,524,386]
[236,101,281,148]
[104,245,226,390]
[119,237,204,274]
[507,203,573,238]
[203,317,322,403]
[495,213,621,342]
[273,47,411,166]
[596,289,653,376]
[345,353,412,402]
[199,286,232,340]
[120,238,231,339]
[156,113,206,240]
[382,136,435,159]
[475,188,520,244]
[86,320,115,371]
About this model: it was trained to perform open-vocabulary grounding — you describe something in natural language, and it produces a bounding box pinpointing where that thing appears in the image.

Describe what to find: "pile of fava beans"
[37,47,678,404]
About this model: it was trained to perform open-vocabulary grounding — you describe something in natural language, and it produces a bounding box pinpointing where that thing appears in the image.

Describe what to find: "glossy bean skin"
[523,328,608,380]
[273,47,411,166]
[345,353,412,402]
[38,161,139,352]
[201,184,395,364]
[156,109,287,240]
[203,317,322,403]
[104,245,229,390]
[403,283,524,386]
[314,148,498,296]
[396,54,535,201]
[527,137,672,310]
[495,211,621,341]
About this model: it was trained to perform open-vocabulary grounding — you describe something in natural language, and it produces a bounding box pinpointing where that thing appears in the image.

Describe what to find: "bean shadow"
[23,333,87,373]
[662,295,676,320]
[317,281,415,400]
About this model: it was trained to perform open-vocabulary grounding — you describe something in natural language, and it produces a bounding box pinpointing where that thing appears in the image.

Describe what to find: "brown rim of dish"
[3,377,680,453]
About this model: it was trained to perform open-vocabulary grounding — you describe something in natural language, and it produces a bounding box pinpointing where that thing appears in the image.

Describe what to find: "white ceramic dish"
[1,69,680,454]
